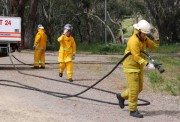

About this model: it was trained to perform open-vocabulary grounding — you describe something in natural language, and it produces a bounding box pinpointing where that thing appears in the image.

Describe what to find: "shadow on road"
[142,110,180,116]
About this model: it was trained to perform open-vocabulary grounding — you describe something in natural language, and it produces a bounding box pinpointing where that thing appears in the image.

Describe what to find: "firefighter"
[57,24,76,82]
[116,20,160,118]
[33,24,47,69]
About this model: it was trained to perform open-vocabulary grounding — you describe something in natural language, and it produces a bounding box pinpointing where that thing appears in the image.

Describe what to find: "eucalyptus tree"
[144,0,180,43]
[0,0,11,16]
[1,0,148,48]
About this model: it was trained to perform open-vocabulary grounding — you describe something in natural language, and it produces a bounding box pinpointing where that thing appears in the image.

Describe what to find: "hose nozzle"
[151,59,165,73]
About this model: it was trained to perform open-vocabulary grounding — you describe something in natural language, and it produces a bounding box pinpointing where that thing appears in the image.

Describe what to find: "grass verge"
[145,56,180,96]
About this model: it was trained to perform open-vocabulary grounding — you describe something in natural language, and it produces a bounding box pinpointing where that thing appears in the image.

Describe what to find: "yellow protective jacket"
[123,31,159,73]
[57,34,76,62]
[34,29,47,50]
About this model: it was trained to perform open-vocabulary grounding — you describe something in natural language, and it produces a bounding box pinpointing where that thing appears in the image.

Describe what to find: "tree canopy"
[0,0,179,49]
[144,0,180,44]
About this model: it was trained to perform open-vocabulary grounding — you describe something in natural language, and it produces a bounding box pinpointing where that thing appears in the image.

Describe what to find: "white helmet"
[38,24,44,29]
[64,24,73,30]
[133,20,151,34]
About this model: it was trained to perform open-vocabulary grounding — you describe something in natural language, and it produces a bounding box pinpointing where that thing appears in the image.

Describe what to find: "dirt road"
[0,51,180,122]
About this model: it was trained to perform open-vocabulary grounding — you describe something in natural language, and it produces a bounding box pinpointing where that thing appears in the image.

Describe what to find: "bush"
[77,43,126,54]
[46,41,59,51]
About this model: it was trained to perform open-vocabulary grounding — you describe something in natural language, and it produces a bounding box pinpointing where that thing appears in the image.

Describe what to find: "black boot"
[116,93,125,109]
[40,66,45,69]
[130,110,143,118]
[32,66,39,69]
[59,73,63,77]
[68,78,73,82]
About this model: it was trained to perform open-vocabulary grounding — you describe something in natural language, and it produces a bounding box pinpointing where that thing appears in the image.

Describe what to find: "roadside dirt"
[0,51,180,122]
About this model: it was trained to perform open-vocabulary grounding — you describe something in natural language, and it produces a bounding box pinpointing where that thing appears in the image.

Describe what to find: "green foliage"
[77,43,126,54]
[122,18,134,27]
[159,57,180,67]
[177,75,180,81]
[148,71,179,96]
[98,44,125,54]
[47,42,180,55]
[46,41,59,51]
[164,83,178,96]
[147,55,180,96]
[152,44,180,53]
[149,71,164,89]
[144,0,180,43]
[1,0,179,48]
[122,18,134,37]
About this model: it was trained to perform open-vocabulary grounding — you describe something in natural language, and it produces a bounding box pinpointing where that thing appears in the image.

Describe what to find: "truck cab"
[0,16,21,57]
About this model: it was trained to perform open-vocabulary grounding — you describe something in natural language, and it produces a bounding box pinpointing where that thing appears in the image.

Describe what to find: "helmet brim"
[133,24,139,30]
[141,30,150,34]
[38,27,44,29]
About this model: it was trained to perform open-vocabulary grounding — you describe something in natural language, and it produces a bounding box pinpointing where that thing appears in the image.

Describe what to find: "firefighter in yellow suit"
[57,24,76,82]
[116,20,160,118]
[33,24,47,69]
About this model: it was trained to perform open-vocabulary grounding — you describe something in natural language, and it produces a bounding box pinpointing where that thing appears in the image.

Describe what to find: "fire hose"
[1,51,165,106]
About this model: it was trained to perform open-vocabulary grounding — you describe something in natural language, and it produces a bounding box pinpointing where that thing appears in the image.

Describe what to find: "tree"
[10,0,28,48]
[1,0,148,48]
[24,0,38,49]
[144,0,180,43]
[0,0,10,16]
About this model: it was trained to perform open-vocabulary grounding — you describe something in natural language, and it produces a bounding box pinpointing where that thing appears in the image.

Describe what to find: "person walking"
[57,24,76,82]
[116,19,160,118]
[33,24,47,69]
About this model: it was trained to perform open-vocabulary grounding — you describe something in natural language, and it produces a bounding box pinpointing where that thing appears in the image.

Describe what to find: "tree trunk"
[76,17,83,43]
[10,0,28,48]
[24,0,38,49]
[86,15,91,44]
[107,11,124,43]
[84,12,116,44]
[2,0,9,16]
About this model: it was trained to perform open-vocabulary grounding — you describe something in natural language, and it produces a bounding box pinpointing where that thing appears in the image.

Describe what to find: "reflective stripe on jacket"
[123,32,159,73]
[57,34,76,62]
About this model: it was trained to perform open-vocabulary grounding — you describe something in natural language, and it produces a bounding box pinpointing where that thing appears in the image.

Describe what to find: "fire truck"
[0,16,21,57]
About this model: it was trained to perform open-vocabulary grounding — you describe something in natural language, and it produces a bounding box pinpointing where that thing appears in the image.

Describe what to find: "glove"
[72,55,75,60]
[151,27,159,40]
[33,45,35,49]
[146,62,155,70]
[147,27,159,40]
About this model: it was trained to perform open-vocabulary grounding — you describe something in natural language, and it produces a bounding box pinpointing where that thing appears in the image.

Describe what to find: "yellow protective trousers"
[34,49,45,67]
[59,61,73,79]
[121,71,144,111]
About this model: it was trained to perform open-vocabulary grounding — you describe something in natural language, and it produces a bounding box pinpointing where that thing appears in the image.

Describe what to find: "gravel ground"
[0,51,180,122]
